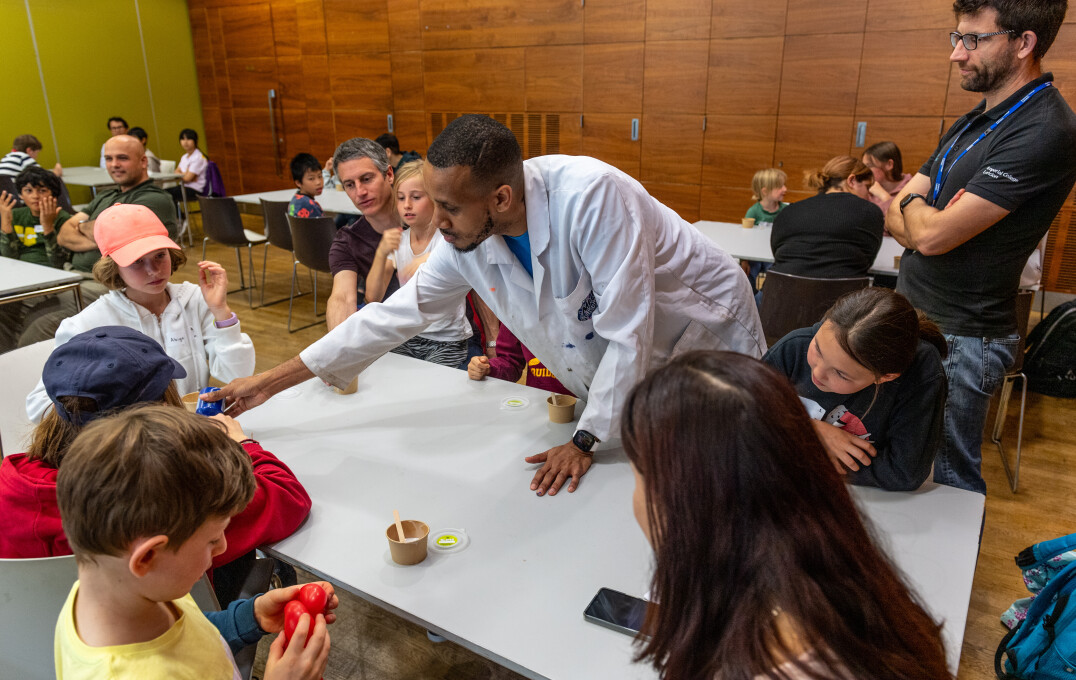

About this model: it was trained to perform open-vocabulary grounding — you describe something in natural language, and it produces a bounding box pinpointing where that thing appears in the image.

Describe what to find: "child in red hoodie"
[0,326,311,582]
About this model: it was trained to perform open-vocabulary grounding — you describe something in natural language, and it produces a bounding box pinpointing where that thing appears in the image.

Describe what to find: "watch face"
[574,430,596,451]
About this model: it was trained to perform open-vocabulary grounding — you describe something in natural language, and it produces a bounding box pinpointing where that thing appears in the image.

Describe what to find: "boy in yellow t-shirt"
[54,404,335,680]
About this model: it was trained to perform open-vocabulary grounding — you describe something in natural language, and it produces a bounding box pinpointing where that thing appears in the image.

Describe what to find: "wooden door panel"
[306,108,337,161]
[785,0,866,35]
[526,45,583,112]
[641,115,704,184]
[866,0,953,32]
[780,33,863,116]
[711,0,787,38]
[387,0,420,52]
[226,58,278,109]
[232,108,284,192]
[643,182,701,222]
[323,0,390,54]
[206,9,233,107]
[857,30,949,116]
[702,115,777,188]
[707,36,783,115]
[774,115,855,188]
[645,0,711,41]
[218,4,275,60]
[581,114,641,179]
[330,53,394,112]
[419,0,583,49]
[644,40,708,114]
[583,44,644,113]
[300,54,332,110]
[699,185,756,223]
[851,116,944,175]
[423,49,525,111]
[584,0,644,43]
[391,51,425,111]
[214,107,242,194]
[270,0,300,59]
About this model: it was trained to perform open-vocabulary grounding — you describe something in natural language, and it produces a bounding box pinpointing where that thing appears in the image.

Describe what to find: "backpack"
[1024,300,1076,398]
[995,533,1076,678]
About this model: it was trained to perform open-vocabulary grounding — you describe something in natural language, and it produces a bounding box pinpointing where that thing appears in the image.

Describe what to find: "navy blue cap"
[42,326,187,425]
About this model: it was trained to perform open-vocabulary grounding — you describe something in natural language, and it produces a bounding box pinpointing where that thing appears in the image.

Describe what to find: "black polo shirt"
[897,72,1076,337]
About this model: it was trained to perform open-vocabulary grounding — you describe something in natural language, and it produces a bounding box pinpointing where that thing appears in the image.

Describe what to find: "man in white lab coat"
[212,115,765,496]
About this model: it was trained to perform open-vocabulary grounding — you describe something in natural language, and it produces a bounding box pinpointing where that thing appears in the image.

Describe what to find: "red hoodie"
[488,325,573,396]
[0,441,312,566]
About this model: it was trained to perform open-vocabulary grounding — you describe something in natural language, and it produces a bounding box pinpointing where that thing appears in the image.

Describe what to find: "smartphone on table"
[583,587,649,637]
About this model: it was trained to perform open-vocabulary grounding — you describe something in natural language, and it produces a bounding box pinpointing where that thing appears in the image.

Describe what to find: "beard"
[453,210,496,253]
[958,45,1020,93]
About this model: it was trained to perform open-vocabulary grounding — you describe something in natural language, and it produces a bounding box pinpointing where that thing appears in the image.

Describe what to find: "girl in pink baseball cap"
[25,203,256,423]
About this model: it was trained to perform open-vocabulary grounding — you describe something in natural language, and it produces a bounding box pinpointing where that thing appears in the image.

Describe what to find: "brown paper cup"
[893,255,902,268]
[334,377,359,395]
[387,520,430,565]
[182,392,200,413]
[547,395,578,424]
[741,217,756,229]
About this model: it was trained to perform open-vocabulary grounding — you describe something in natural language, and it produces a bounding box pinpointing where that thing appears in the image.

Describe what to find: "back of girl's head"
[805,155,872,194]
[865,141,904,180]
[622,351,949,680]
[750,168,787,201]
[394,159,424,188]
[825,288,948,378]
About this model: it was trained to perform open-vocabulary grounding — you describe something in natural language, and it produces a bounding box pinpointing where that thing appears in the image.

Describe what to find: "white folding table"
[231,188,360,216]
[238,353,982,678]
[0,258,83,310]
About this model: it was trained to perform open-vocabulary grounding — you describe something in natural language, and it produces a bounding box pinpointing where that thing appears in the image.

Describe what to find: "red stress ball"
[283,583,329,648]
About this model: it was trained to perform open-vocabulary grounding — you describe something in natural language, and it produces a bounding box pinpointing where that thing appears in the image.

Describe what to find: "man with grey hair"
[326,138,402,330]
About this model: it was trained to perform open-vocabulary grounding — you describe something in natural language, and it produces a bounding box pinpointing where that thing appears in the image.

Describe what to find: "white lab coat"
[301,155,765,445]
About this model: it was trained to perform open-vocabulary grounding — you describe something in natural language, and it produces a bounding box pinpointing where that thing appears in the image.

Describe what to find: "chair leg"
[247,244,256,309]
[992,373,1027,493]
[260,243,269,307]
[288,264,327,333]
[287,260,298,333]
[234,247,245,290]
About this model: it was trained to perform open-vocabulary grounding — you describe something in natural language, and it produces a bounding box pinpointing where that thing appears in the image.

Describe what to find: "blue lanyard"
[930,81,1052,205]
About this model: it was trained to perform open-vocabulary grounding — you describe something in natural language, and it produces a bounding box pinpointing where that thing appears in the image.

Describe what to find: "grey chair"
[0,554,79,679]
[286,215,337,332]
[991,289,1036,493]
[758,271,872,347]
[198,195,267,308]
[259,199,306,306]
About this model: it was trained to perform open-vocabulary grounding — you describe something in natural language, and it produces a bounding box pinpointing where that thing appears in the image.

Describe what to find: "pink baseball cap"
[95,203,180,267]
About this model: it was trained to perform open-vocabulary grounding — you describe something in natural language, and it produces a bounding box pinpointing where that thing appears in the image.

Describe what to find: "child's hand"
[38,195,60,232]
[208,414,247,442]
[323,157,333,174]
[254,582,339,632]
[264,613,331,680]
[468,356,490,381]
[376,227,402,257]
[197,260,231,317]
[0,191,16,224]
[810,420,876,475]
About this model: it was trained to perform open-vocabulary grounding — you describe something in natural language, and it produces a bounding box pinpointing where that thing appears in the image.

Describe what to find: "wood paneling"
[643,40,708,114]
[645,0,711,41]
[334,110,397,142]
[707,37,784,115]
[852,116,944,175]
[581,114,641,179]
[944,63,983,118]
[231,107,283,192]
[865,0,954,32]
[226,58,278,109]
[711,0,787,38]
[1043,29,1076,105]
[218,4,275,59]
[300,54,332,110]
[330,53,393,112]
[323,0,390,55]
[525,46,583,112]
[391,111,428,154]
[699,185,756,222]
[702,115,777,188]
[643,182,701,222]
[391,51,425,111]
[856,30,951,116]
[423,49,525,111]
[296,0,328,54]
[583,44,644,113]
[556,113,584,155]
[785,0,866,35]
[584,0,645,43]
[779,33,863,116]
[270,0,301,59]
[306,108,337,160]
[386,0,421,52]
[774,115,855,187]
[641,115,705,184]
[419,0,583,49]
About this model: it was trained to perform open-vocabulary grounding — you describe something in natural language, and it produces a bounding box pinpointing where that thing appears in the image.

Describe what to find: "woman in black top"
[770,155,884,278]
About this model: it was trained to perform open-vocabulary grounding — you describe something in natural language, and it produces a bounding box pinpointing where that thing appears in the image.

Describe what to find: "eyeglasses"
[950,30,1016,50]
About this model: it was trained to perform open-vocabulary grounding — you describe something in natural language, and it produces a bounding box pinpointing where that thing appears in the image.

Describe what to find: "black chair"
[758,271,872,347]
[991,289,1036,493]
[198,196,267,308]
[286,215,337,332]
[56,178,75,214]
[258,199,306,306]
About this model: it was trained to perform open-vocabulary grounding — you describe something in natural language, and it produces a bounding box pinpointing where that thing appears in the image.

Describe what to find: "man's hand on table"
[525,442,593,496]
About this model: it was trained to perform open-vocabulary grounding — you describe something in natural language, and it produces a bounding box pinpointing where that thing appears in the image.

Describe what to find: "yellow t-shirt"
[54,581,240,679]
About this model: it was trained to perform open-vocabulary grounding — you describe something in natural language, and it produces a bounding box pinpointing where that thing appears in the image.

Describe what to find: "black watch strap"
[900,193,926,214]
[572,430,599,453]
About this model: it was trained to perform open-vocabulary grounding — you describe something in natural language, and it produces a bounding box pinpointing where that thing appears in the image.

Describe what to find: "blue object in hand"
[196,386,223,416]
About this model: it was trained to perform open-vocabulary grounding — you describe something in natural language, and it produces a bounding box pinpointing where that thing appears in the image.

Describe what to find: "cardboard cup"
[893,255,902,268]
[333,376,359,395]
[386,520,430,565]
[182,392,200,413]
[547,395,578,424]
[741,217,756,229]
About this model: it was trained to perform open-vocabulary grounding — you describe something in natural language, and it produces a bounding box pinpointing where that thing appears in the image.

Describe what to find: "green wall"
[1,0,204,199]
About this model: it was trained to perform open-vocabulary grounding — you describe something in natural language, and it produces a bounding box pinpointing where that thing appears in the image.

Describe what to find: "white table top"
[693,220,905,277]
[231,188,360,215]
[61,166,181,189]
[0,339,55,456]
[0,257,82,299]
[238,353,981,678]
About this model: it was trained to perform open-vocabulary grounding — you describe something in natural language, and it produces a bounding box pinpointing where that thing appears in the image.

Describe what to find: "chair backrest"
[0,340,55,457]
[287,215,337,274]
[260,199,294,251]
[197,196,249,246]
[56,178,76,214]
[205,160,227,198]
[0,554,79,679]
[759,271,872,346]
[0,174,23,207]
[1012,289,1036,373]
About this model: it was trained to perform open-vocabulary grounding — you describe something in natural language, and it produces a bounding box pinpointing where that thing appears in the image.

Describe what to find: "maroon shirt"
[328,215,400,299]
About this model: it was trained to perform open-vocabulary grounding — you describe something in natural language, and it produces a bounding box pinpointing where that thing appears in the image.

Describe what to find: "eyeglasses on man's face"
[950,30,1016,50]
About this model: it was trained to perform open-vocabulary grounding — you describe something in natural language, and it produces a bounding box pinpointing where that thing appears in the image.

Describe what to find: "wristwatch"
[899,193,927,214]
[486,340,497,349]
[572,430,600,454]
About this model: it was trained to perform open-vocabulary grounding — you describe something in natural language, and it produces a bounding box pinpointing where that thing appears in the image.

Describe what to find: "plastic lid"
[500,396,530,410]
[429,528,470,553]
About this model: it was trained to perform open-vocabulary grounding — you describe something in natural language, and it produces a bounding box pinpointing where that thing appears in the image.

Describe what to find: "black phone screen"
[583,587,648,637]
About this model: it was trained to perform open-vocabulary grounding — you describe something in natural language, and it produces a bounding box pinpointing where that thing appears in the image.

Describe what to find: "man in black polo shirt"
[888,0,1076,494]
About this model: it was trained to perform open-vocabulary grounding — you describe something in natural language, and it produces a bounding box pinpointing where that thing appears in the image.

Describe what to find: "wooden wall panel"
[419,0,583,49]
[300,54,332,111]
[296,0,328,54]
[582,114,641,179]
[525,46,583,112]
[944,63,982,118]
[711,0,787,38]
[269,0,300,59]
[330,53,393,112]
[779,33,863,116]
[306,108,336,160]
[1043,30,1076,105]
[702,115,777,188]
[557,114,584,155]
[218,4,275,59]
[583,44,644,113]
[206,8,232,107]
[853,116,944,174]
[856,30,950,116]
[865,0,953,32]
[643,40,708,114]
[774,115,855,187]
[641,115,704,184]
[276,56,306,111]
[584,0,645,43]
[392,111,429,153]
[323,0,390,55]
[423,49,525,111]
[645,0,711,41]
[225,58,277,109]
[707,37,784,115]
[231,107,281,192]
[391,52,425,111]
[643,182,701,222]
[334,110,397,141]
[699,185,755,222]
[785,0,866,35]
[387,0,421,52]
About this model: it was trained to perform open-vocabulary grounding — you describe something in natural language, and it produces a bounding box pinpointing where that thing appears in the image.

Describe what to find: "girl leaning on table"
[623,351,951,680]
[25,202,255,423]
